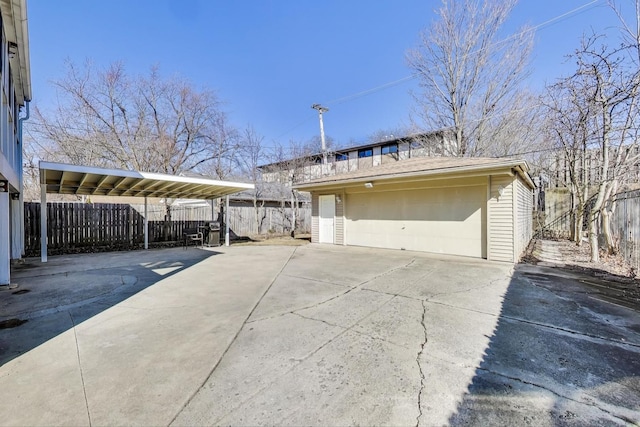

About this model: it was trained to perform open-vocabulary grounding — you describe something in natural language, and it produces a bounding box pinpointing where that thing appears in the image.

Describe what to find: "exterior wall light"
[497,186,505,199]
[364,182,373,188]
[335,195,342,203]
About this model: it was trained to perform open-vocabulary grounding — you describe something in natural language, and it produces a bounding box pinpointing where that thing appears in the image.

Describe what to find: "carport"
[39,161,254,262]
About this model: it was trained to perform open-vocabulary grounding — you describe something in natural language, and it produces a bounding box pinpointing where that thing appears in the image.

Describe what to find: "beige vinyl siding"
[311,192,319,243]
[345,178,486,257]
[515,176,533,259]
[488,175,515,262]
[335,192,345,245]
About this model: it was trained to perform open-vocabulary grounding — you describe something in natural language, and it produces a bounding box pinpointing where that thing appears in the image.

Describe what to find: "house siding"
[311,192,319,243]
[515,175,533,260]
[335,192,345,245]
[488,175,515,262]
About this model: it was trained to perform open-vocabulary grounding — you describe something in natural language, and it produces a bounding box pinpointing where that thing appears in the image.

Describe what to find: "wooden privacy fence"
[609,190,640,273]
[23,202,312,256]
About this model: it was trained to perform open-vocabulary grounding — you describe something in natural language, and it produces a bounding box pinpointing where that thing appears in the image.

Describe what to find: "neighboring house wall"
[260,132,453,185]
[0,0,30,285]
[335,192,345,245]
[311,192,319,243]
[488,175,515,262]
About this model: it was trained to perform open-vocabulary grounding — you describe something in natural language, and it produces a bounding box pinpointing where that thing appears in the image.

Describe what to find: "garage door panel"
[345,185,485,258]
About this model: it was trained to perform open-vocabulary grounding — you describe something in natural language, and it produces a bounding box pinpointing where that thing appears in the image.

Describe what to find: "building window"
[336,153,348,161]
[358,148,373,158]
[381,144,398,154]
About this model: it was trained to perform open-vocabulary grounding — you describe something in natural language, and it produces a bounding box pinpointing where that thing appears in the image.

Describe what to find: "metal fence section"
[611,190,640,272]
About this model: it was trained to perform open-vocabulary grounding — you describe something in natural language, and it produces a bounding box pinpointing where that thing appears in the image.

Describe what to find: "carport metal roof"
[39,161,253,199]
[38,161,254,262]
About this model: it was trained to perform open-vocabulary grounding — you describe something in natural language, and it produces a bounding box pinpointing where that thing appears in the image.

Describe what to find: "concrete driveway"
[0,244,639,426]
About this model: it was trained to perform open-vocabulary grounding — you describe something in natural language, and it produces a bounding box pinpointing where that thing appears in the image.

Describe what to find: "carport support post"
[40,181,47,263]
[225,195,230,246]
[144,196,149,250]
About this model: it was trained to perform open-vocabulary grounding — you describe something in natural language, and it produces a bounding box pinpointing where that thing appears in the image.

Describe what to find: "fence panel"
[611,190,640,272]
[24,202,312,256]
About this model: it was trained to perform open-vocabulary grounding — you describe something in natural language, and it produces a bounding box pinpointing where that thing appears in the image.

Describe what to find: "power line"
[321,0,603,107]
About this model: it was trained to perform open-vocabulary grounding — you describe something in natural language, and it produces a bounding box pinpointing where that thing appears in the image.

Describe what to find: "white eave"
[39,161,254,199]
[0,0,31,103]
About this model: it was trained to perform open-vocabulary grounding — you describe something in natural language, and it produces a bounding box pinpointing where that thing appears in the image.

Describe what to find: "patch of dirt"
[527,238,637,280]
[524,238,640,309]
[232,234,311,247]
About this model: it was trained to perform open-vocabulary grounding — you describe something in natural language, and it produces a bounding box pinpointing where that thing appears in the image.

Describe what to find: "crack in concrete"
[476,367,639,425]
[291,312,346,330]
[279,273,355,287]
[208,280,417,425]
[426,299,640,351]
[69,312,92,427]
[426,275,510,302]
[247,258,420,324]
[360,287,425,302]
[292,311,414,351]
[499,315,640,350]
[169,247,299,426]
[415,299,428,427]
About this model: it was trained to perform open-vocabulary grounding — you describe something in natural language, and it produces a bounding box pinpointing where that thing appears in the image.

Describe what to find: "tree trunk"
[601,180,619,254]
[588,209,599,262]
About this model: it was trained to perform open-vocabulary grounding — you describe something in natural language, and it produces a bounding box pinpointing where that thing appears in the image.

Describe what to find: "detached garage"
[294,157,535,263]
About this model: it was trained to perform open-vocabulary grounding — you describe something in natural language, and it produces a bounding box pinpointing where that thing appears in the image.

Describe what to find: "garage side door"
[345,185,486,258]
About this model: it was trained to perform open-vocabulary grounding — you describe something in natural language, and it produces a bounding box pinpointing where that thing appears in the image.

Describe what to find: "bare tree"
[237,125,267,233]
[266,139,318,235]
[406,0,533,157]
[543,72,595,244]
[31,61,239,176]
[551,31,640,262]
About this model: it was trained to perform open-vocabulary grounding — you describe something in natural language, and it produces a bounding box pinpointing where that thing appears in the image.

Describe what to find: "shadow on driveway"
[0,248,218,366]
[448,263,640,425]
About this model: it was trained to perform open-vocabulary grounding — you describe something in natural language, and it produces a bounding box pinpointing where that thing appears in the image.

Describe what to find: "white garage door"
[345,185,486,258]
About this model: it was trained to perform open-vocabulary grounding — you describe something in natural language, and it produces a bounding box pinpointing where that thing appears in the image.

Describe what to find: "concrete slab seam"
[168,246,299,426]
[69,311,92,427]
[476,366,639,425]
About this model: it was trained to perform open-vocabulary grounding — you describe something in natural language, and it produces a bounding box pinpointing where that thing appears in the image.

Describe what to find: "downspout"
[17,101,30,258]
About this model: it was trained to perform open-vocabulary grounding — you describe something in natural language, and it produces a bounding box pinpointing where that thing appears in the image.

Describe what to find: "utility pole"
[311,104,329,164]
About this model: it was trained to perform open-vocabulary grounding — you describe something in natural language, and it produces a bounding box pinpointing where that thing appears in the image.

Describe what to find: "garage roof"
[293,156,535,190]
[39,161,254,199]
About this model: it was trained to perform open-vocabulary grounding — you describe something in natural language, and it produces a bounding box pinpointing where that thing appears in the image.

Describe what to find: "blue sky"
[28,1,629,148]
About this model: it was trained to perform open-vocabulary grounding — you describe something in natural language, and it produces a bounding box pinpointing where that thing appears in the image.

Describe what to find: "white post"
[40,182,47,263]
[0,192,10,285]
[225,195,230,247]
[10,196,20,258]
[144,196,149,250]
